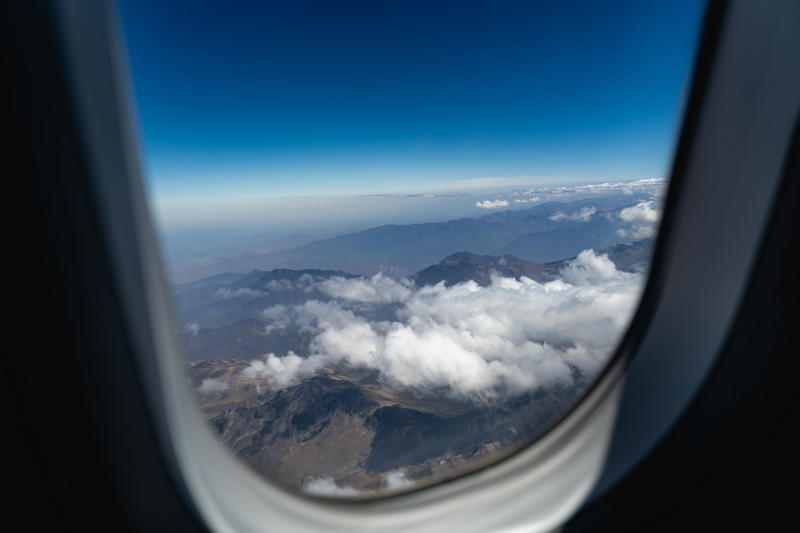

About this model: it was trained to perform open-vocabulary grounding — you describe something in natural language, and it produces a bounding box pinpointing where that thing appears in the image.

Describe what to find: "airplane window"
[117,0,705,497]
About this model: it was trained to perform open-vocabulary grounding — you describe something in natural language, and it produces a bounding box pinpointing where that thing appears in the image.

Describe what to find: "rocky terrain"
[188,360,581,494]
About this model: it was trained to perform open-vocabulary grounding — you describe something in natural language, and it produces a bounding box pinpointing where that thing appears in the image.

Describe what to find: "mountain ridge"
[174,194,650,281]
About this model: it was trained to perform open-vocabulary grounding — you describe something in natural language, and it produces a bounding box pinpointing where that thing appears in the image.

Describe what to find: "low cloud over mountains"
[227,248,641,401]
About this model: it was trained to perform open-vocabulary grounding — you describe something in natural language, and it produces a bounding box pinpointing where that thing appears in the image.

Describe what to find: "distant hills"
[412,251,562,287]
[174,193,651,280]
[413,239,652,288]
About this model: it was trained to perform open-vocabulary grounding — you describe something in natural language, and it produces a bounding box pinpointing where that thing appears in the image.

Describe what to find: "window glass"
[119,0,705,497]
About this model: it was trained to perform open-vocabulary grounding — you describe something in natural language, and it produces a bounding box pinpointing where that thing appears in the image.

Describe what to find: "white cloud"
[214,287,264,300]
[302,470,412,495]
[242,352,314,388]
[474,199,510,209]
[262,304,292,334]
[294,301,382,368]
[559,249,619,285]
[619,201,659,224]
[296,273,317,291]
[549,206,597,222]
[527,178,665,195]
[198,377,229,394]
[616,201,660,240]
[384,469,414,490]
[184,323,200,336]
[302,476,361,497]
[264,279,294,292]
[512,197,541,204]
[317,273,413,304]
[301,470,419,495]
[242,250,642,401]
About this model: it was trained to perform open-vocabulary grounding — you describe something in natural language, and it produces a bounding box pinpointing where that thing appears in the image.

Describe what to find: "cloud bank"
[241,250,643,401]
[521,177,666,198]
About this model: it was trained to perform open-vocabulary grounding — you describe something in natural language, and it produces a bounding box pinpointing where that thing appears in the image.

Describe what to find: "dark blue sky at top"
[118,0,705,204]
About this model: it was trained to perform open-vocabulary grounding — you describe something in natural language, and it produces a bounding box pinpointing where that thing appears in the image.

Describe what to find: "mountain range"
[174,193,651,280]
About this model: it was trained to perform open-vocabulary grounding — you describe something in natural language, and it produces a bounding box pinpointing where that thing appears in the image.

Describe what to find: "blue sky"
[119,0,705,207]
